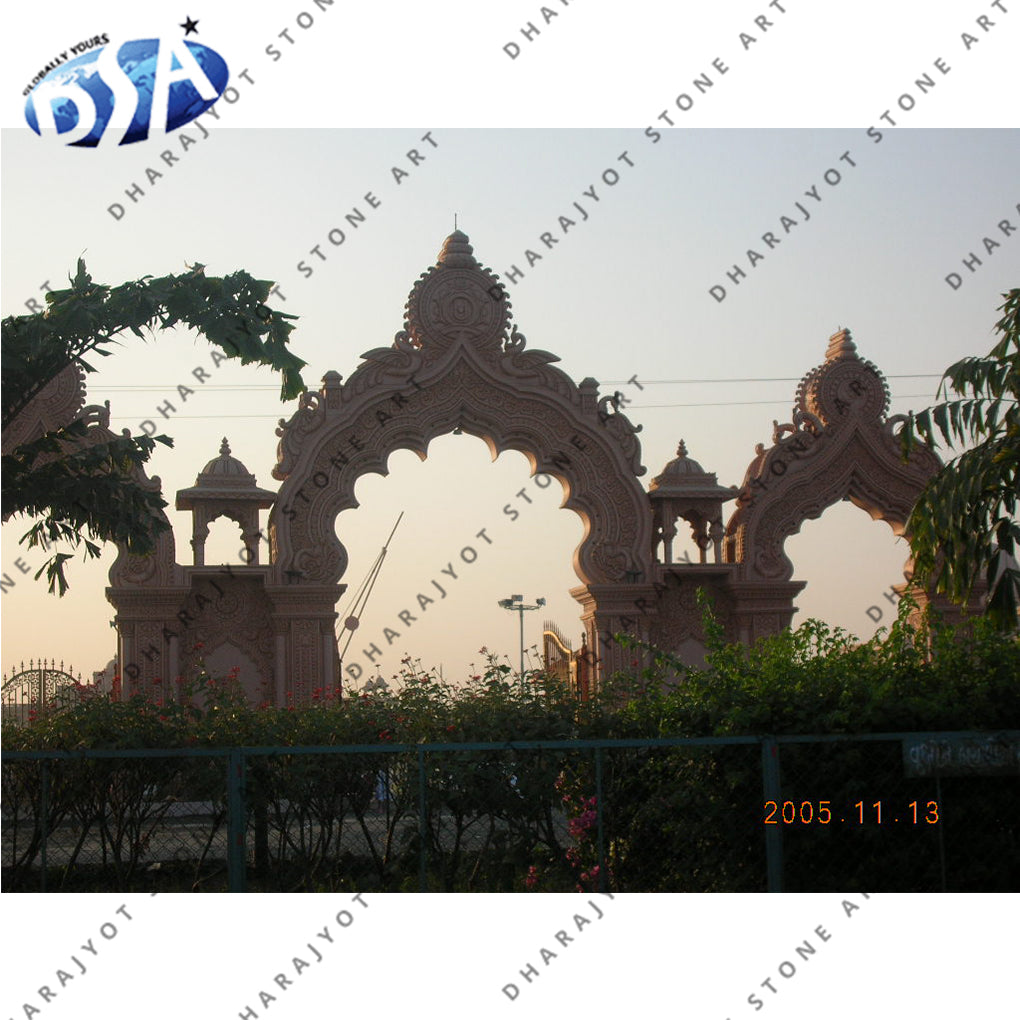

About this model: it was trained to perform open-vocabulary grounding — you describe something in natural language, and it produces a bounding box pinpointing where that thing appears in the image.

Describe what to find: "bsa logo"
[24,36,229,147]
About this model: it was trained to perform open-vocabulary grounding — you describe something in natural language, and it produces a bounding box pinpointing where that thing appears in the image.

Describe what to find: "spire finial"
[826,326,857,360]
[677,439,688,457]
[454,212,458,230]
[220,437,230,456]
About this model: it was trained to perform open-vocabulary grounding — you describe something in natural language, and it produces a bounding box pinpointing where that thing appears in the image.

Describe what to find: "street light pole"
[497,594,546,693]
[518,609,525,680]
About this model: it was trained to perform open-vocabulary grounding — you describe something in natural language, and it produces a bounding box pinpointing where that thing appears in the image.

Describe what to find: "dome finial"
[677,439,688,458]
[220,437,230,456]
[826,327,857,360]
[437,229,477,268]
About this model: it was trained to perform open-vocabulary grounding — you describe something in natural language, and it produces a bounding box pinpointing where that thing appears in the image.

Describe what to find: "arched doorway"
[723,328,943,644]
[267,231,654,694]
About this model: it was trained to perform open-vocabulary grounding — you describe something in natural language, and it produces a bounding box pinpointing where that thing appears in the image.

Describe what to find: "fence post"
[417,745,427,892]
[226,750,247,893]
[594,745,607,893]
[761,736,783,893]
[40,758,49,893]
[935,775,947,892]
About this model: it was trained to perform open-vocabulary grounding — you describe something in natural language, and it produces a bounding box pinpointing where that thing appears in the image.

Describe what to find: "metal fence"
[3,732,1017,893]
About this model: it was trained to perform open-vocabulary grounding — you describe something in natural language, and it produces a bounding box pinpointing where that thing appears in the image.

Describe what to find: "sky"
[3,1,1017,691]
[2,126,1019,684]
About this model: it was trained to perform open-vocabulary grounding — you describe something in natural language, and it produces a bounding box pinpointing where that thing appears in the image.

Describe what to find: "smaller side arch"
[725,330,942,586]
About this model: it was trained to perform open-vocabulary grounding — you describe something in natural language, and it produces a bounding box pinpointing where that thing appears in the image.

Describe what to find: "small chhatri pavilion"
[176,438,276,567]
[649,440,737,565]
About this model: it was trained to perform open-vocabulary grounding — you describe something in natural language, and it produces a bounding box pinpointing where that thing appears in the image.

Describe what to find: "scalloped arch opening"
[330,433,587,678]
[785,499,912,640]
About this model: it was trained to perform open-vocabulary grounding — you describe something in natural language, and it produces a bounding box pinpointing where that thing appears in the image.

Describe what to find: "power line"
[603,375,943,384]
[91,373,945,393]
[105,394,938,420]
[633,394,935,409]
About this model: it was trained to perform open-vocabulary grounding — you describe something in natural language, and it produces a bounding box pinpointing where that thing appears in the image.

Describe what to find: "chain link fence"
[3,733,1017,892]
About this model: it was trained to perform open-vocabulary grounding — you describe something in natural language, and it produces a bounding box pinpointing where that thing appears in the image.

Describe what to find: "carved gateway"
[714,327,955,646]
[270,231,651,588]
[95,232,979,701]
[266,230,655,682]
[725,328,939,583]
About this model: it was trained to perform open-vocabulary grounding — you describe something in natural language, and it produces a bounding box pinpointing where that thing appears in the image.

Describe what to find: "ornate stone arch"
[268,231,653,591]
[724,328,941,584]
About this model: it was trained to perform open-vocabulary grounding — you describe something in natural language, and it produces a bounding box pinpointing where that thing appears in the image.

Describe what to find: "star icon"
[180,16,199,35]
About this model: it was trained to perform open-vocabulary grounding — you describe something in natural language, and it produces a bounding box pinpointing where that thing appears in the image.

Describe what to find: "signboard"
[903,734,1020,778]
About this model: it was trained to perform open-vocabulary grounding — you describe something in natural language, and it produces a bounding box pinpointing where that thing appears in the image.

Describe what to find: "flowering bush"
[4,601,1017,892]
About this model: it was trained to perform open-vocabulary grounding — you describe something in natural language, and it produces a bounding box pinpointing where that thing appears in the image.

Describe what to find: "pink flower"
[567,809,597,839]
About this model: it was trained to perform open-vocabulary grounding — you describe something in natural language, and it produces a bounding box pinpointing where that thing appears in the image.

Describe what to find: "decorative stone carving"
[270,231,654,589]
[404,231,510,351]
[101,248,984,700]
[176,438,275,566]
[724,329,941,585]
[649,440,737,565]
[1,363,87,457]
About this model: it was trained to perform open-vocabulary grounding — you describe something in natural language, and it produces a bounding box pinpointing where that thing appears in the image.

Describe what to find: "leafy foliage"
[4,613,1018,891]
[898,287,1020,628]
[1,260,305,593]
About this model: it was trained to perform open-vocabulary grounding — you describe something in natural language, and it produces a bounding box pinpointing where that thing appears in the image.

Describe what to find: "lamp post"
[497,594,545,691]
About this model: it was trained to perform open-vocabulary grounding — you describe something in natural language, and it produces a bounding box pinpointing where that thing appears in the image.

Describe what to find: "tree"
[1,260,306,594]
[899,287,1019,629]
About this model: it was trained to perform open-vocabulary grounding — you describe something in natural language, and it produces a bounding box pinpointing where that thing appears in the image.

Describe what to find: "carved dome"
[176,438,276,507]
[402,229,512,351]
[795,327,890,426]
[197,438,258,484]
[649,441,736,501]
[654,440,706,478]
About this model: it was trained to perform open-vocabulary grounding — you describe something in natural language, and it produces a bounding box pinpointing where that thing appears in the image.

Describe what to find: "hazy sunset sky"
[3,127,1017,684]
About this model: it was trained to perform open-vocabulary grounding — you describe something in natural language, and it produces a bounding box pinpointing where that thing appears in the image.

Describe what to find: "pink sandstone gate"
[98,231,973,701]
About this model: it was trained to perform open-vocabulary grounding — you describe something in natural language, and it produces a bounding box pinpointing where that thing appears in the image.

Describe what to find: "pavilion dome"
[176,438,276,508]
[652,440,707,481]
[197,438,256,484]
[649,441,735,501]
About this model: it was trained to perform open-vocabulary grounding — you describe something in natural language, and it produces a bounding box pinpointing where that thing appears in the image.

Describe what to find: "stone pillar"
[571,582,660,689]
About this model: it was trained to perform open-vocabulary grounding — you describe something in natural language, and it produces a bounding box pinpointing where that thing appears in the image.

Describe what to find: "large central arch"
[266,231,654,688]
